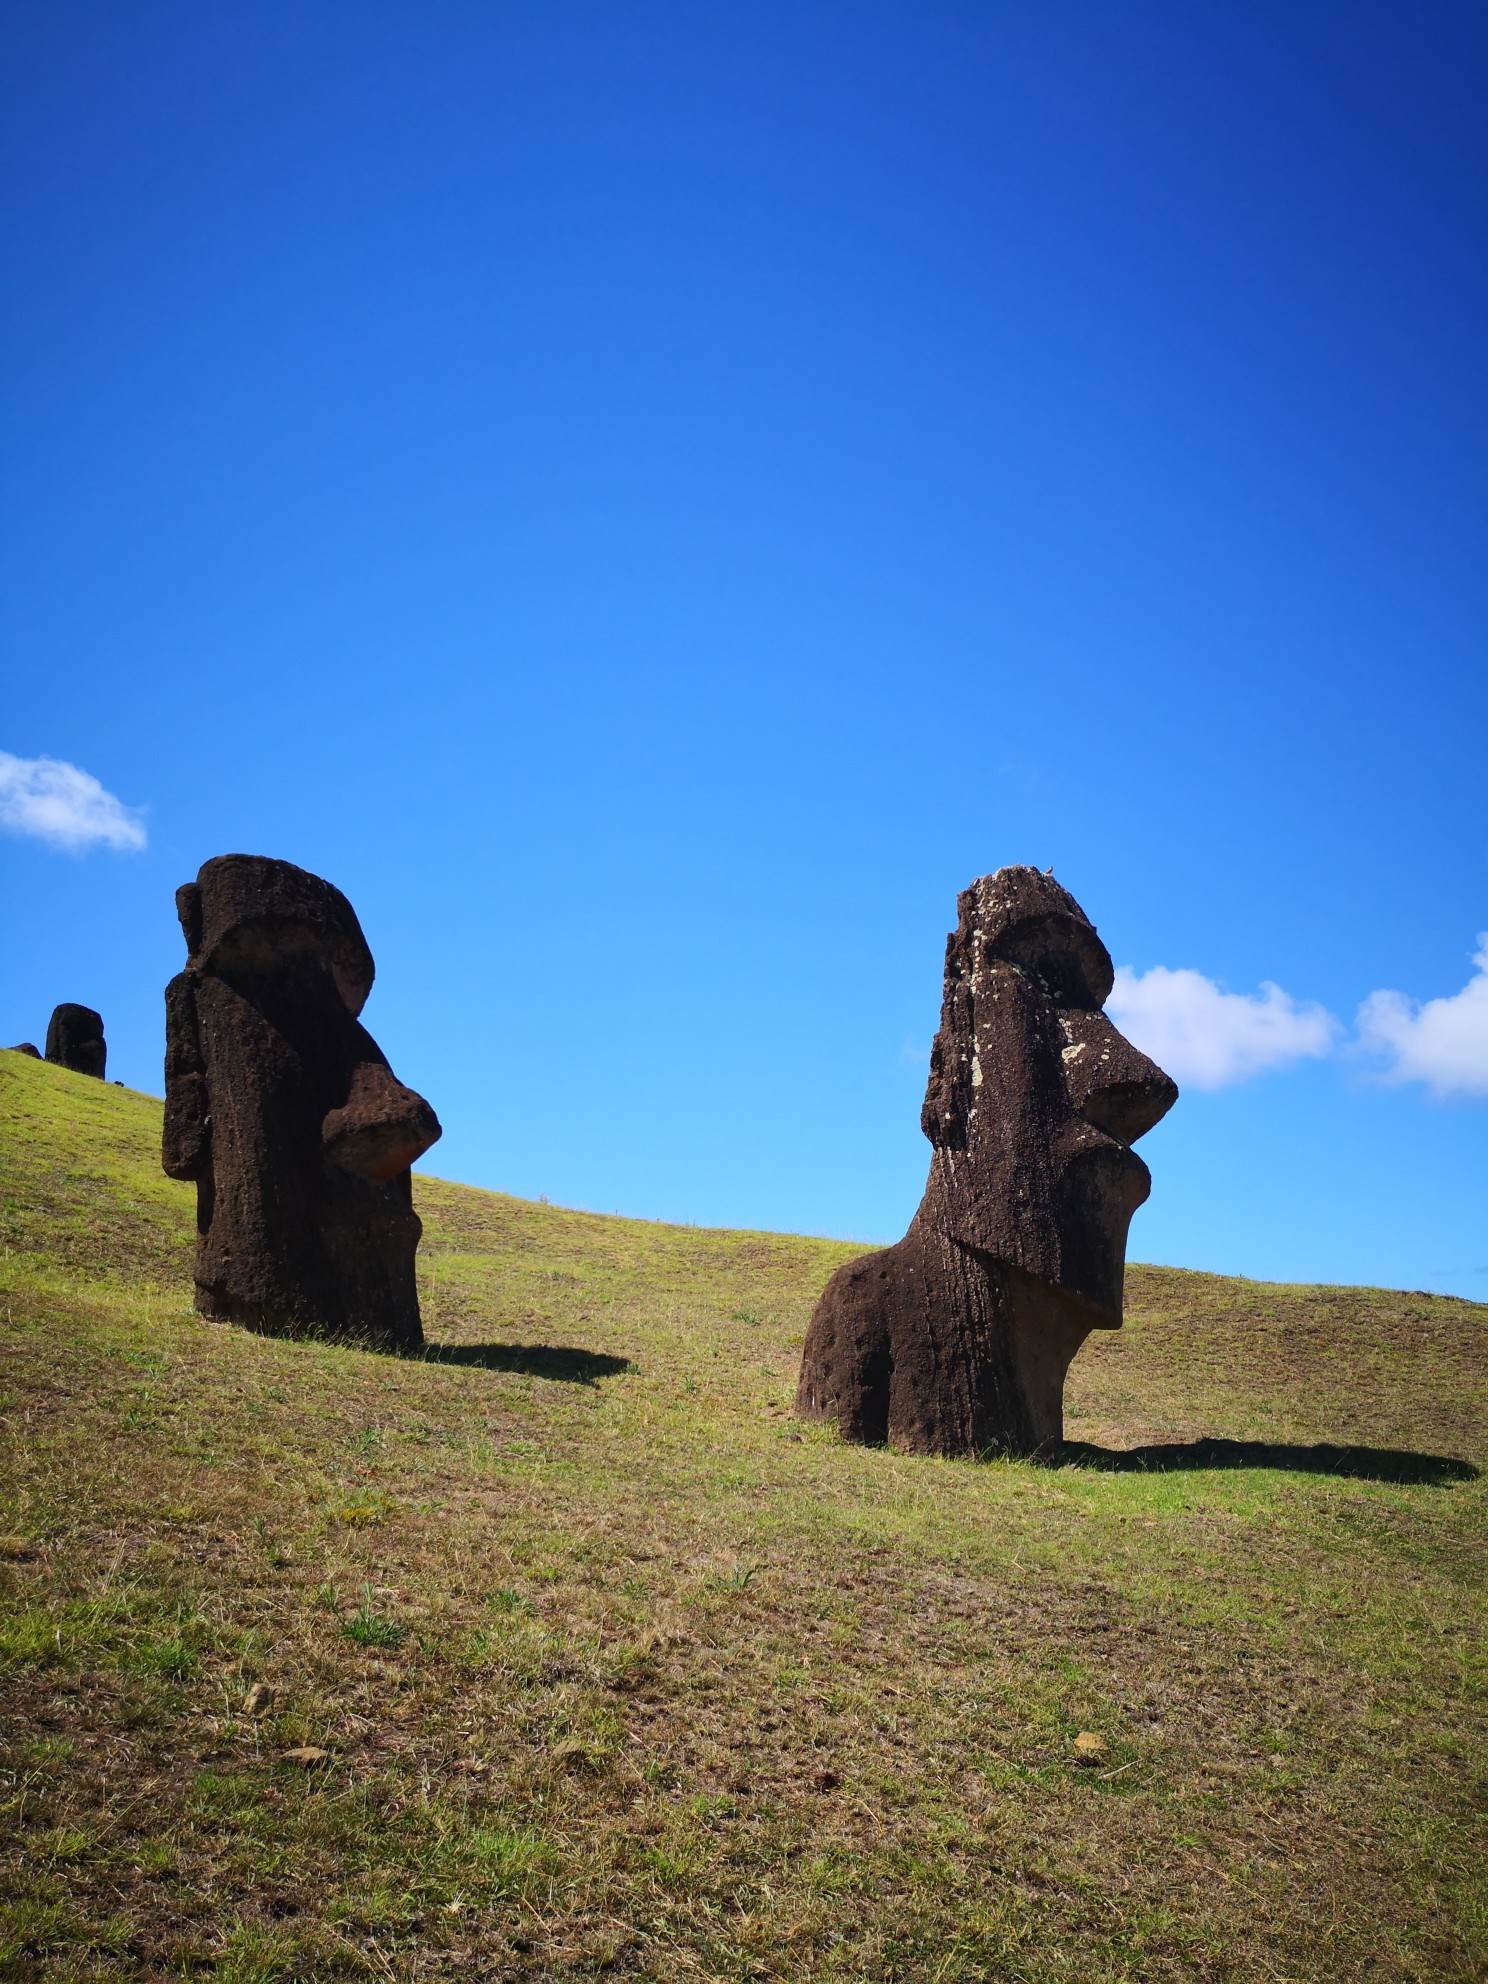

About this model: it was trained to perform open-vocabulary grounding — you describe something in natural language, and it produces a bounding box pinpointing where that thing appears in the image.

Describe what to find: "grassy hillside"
[1,1049,1484,1983]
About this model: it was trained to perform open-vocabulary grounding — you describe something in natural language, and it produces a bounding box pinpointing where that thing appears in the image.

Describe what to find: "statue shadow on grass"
[1059,1438,1477,1486]
[423,1342,635,1387]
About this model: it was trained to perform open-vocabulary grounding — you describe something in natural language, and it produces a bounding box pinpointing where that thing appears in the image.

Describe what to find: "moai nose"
[322,1059,442,1182]
[1060,1012,1178,1146]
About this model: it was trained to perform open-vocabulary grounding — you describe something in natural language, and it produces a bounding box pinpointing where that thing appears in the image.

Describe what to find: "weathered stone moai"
[162,854,442,1351]
[8,1042,41,1058]
[45,1004,106,1078]
[797,868,1177,1457]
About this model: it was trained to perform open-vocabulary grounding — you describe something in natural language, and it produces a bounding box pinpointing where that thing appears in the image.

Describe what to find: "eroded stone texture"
[7,1042,41,1057]
[161,854,441,1351]
[45,1004,106,1078]
[797,868,1177,1457]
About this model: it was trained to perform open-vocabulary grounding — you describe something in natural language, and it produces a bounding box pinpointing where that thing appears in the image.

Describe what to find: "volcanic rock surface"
[796,867,1177,1457]
[45,1004,106,1078]
[161,853,441,1350]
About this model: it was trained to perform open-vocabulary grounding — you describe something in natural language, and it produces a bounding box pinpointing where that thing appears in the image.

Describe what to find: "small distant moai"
[162,854,442,1351]
[797,867,1177,1457]
[8,1042,41,1058]
[45,1004,106,1078]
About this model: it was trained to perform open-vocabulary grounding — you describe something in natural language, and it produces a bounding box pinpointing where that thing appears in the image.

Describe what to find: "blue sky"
[2,2,1484,1297]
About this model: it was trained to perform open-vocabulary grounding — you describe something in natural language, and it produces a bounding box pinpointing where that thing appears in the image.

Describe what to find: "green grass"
[1,1046,1485,1981]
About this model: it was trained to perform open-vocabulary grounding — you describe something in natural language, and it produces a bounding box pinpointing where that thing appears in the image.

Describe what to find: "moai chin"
[796,867,1177,1457]
[45,1004,106,1078]
[161,854,442,1351]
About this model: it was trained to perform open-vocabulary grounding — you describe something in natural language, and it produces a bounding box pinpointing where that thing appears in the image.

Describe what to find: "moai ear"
[919,930,974,1149]
[176,883,203,957]
[162,973,209,1182]
[920,1026,968,1148]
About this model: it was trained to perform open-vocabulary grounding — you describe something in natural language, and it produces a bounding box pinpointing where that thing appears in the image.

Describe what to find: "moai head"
[919,867,1176,1324]
[162,854,441,1350]
[45,1004,106,1078]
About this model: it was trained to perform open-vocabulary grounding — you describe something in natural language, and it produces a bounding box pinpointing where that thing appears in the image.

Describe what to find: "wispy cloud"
[1107,964,1337,1091]
[0,750,147,853]
[1356,937,1488,1100]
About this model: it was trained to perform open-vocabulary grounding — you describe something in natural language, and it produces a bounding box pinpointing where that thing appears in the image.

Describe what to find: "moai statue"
[45,1004,106,1078]
[797,868,1177,1457]
[7,1042,41,1058]
[162,854,442,1351]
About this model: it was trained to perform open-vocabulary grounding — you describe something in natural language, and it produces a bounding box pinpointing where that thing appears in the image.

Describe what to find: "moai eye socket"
[986,912,1114,1011]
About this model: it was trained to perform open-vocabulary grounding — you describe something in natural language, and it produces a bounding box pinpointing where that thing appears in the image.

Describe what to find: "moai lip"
[161,854,441,1352]
[796,867,1177,1458]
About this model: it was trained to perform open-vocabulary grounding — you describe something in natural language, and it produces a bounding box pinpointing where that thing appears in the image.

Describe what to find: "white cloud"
[1356,937,1488,1100]
[0,751,147,853]
[1107,964,1337,1091]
